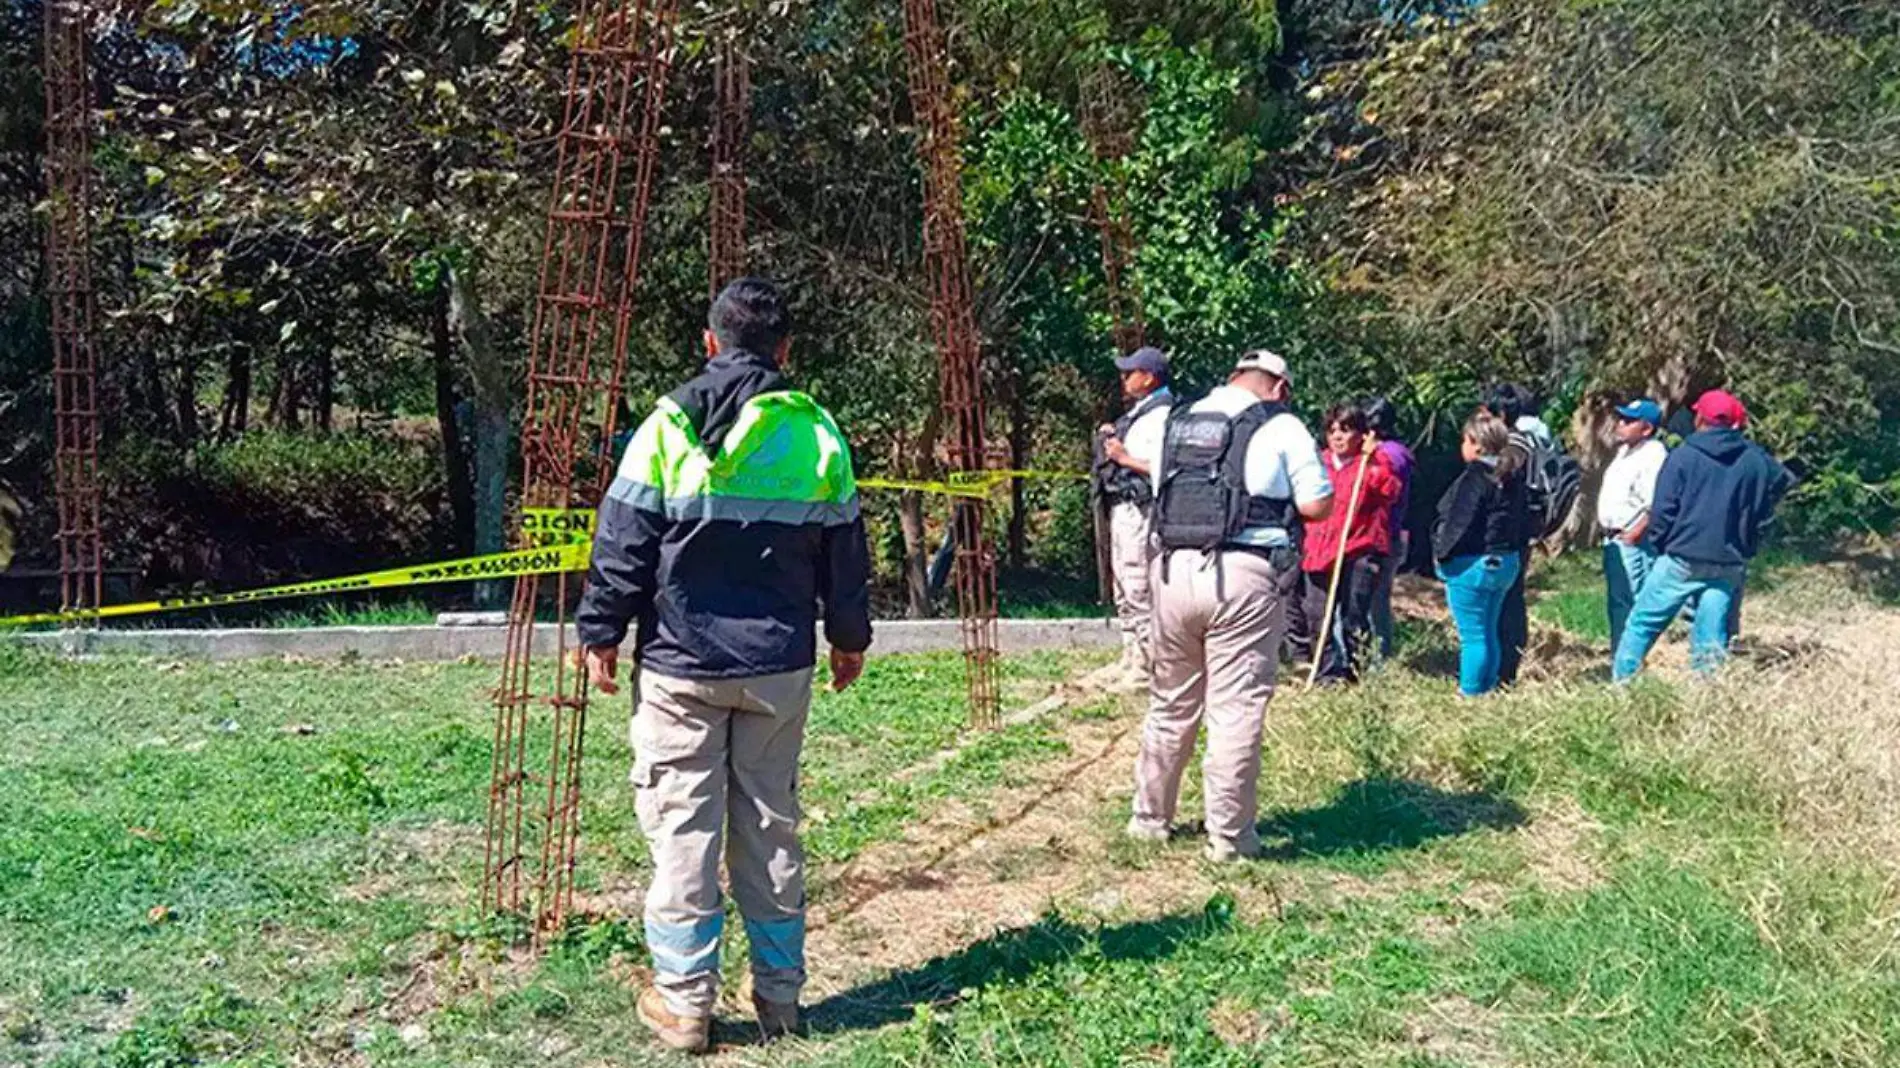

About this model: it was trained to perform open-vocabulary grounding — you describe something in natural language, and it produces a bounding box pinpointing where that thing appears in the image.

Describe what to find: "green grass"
[254,598,439,628]
[0,647,1104,1066]
[802,855,1899,1067]
[801,665,1900,1068]
[5,575,1898,1067]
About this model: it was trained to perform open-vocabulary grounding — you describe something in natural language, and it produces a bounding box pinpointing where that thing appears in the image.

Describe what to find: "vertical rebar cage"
[44,0,103,619]
[483,0,678,940]
[900,0,1001,728]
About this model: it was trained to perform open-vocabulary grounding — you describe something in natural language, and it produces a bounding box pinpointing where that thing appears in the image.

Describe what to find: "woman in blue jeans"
[1432,412,1530,696]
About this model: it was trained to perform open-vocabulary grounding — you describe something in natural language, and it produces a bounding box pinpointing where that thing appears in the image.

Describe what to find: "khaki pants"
[633,668,812,1017]
[1132,549,1291,856]
[1110,501,1155,672]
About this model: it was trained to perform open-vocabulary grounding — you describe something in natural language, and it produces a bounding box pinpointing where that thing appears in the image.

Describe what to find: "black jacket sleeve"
[818,514,874,653]
[575,491,666,649]
[1432,468,1486,562]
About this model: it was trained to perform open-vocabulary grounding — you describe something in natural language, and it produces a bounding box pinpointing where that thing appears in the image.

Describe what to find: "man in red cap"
[1612,389,1791,681]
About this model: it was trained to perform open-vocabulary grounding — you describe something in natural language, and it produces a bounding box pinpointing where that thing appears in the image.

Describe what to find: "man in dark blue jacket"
[1612,390,1792,681]
[577,278,873,1051]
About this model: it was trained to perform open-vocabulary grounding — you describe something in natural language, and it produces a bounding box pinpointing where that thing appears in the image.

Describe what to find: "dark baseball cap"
[1614,398,1663,427]
[1114,346,1168,376]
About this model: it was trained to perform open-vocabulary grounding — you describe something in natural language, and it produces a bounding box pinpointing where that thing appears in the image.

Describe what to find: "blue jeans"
[1603,540,1657,652]
[1437,552,1523,696]
[1612,554,1745,681]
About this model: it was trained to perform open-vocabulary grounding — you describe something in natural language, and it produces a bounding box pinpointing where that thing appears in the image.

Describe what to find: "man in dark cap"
[1096,346,1174,683]
[1596,397,1667,652]
[1612,390,1792,681]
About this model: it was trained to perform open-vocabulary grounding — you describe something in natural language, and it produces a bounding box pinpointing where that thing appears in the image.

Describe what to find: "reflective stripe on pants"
[633,668,813,1016]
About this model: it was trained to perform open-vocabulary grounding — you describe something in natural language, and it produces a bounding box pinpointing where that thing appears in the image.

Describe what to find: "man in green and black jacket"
[578,277,872,1052]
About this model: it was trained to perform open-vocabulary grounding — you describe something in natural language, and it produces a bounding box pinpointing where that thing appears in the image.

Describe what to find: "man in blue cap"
[1595,397,1667,652]
[1096,345,1174,683]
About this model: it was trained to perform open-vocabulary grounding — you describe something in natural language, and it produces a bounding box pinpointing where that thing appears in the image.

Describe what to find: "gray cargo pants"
[633,668,812,1017]
[1110,501,1157,673]
[1131,549,1291,857]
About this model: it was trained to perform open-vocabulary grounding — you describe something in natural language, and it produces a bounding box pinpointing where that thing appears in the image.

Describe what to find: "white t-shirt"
[1597,437,1667,534]
[1161,385,1332,548]
[1122,387,1172,470]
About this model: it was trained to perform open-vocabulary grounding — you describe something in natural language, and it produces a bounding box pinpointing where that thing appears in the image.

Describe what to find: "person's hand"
[1617,530,1642,547]
[829,648,866,692]
[1103,436,1129,464]
[1362,434,1379,456]
[581,644,620,695]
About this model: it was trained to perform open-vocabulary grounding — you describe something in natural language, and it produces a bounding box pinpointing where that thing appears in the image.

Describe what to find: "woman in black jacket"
[1433,412,1529,695]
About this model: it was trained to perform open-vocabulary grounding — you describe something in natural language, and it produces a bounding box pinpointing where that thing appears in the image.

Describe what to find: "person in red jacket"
[1296,403,1401,683]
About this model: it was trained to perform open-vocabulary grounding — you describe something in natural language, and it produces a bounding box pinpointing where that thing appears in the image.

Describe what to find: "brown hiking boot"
[753,994,802,1041]
[637,986,710,1054]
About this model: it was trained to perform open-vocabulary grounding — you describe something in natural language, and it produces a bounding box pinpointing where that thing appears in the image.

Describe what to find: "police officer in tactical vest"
[1094,346,1174,683]
[1129,349,1333,862]
[577,278,874,1052]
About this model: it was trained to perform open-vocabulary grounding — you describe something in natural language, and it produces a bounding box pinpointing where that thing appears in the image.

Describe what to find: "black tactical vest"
[1092,390,1173,507]
[1152,399,1301,553]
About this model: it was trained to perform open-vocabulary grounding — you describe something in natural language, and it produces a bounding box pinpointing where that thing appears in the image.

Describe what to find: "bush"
[1033,482,1098,583]
[102,429,449,588]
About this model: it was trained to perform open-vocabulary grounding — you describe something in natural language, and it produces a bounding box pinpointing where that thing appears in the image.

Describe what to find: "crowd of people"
[1095,344,1793,861]
[566,278,1794,1051]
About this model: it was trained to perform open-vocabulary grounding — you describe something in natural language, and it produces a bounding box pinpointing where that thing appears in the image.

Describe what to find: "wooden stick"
[1306,450,1373,688]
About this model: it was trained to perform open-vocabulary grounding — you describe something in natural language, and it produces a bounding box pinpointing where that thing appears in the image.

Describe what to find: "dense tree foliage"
[0,0,1894,604]
[1287,0,1900,531]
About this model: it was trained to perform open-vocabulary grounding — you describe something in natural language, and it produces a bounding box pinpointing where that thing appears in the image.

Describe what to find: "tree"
[1287,0,1900,527]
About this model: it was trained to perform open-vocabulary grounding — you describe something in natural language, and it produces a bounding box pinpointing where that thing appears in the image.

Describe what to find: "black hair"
[1361,395,1399,437]
[1324,403,1369,434]
[1483,382,1534,424]
[709,276,792,354]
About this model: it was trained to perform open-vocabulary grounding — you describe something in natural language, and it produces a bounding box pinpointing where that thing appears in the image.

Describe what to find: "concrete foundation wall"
[9,618,1119,662]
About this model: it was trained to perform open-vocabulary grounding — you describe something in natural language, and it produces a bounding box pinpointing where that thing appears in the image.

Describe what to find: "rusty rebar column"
[708,35,750,295]
[483,0,677,942]
[1080,63,1145,353]
[44,0,102,619]
[901,0,1000,728]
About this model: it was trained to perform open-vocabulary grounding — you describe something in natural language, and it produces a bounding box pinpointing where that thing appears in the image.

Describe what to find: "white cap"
[1234,348,1290,383]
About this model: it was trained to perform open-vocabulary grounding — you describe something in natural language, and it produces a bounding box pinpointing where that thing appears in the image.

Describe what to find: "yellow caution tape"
[858,476,990,498]
[0,475,1090,629]
[0,544,589,629]
[521,507,597,546]
[860,468,1087,499]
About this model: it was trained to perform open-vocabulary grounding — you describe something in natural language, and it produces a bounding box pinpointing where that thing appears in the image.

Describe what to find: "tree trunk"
[433,281,475,554]
[134,347,164,432]
[450,264,510,608]
[1004,367,1029,569]
[271,352,302,430]
[1562,391,1622,550]
[895,405,943,619]
[220,344,251,439]
[898,489,929,619]
[173,352,199,443]
[313,344,335,433]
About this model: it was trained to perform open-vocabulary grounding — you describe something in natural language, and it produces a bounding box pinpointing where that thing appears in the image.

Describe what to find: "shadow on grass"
[1259,775,1527,859]
[794,903,1231,1039]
